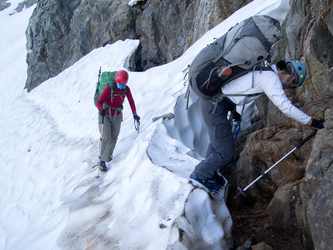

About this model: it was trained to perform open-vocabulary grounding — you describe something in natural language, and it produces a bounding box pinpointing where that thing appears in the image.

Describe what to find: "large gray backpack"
[188,15,282,99]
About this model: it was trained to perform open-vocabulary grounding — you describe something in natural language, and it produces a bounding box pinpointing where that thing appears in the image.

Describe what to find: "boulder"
[267,182,301,237]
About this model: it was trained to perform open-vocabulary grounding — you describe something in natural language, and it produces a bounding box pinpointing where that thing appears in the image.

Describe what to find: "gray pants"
[98,112,123,162]
[194,98,235,179]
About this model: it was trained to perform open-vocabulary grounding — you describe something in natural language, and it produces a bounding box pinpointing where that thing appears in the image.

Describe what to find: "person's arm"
[126,87,140,124]
[262,74,325,129]
[307,118,313,126]
[261,73,311,124]
[96,86,111,111]
[126,87,137,115]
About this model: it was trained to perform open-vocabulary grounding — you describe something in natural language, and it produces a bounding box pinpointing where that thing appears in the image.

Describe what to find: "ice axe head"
[234,187,247,199]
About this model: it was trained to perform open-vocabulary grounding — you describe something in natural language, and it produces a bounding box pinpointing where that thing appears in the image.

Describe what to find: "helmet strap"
[287,62,299,85]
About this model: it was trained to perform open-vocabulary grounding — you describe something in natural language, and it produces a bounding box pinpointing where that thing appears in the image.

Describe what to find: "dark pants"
[194,98,235,179]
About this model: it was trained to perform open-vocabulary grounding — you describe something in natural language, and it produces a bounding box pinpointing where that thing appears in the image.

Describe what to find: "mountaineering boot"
[217,67,232,81]
[99,161,108,172]
[190,172,219,192]
[214,171,226,187]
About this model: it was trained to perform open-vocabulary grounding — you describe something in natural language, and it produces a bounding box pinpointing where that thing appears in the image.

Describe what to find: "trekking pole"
[92,66,103,173]
[93,104,106,177]
[92,111,104,167]
[234,129,318,199]
[95,113,105,178]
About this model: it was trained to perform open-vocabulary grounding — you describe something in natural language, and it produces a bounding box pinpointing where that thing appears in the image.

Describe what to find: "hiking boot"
[217,67,232,80]
[99,161,108,172]
[190,172,219,192]
[214,172,226,187]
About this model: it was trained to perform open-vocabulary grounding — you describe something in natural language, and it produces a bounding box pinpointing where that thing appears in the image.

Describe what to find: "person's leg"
[194,98,234,179]
[109,113,123,156]
[99,114,113,162]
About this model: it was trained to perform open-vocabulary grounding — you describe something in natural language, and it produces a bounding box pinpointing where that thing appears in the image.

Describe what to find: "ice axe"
[134,119,140,133]
[234,129,318,199]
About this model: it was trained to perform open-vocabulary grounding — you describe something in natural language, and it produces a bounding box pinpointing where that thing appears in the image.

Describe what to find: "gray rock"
[0,0,10,11]
[25,0,251,91]
[306,166,333,249]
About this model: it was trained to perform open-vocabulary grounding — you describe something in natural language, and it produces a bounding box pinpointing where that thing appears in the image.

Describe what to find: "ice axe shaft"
[234,130,318,199]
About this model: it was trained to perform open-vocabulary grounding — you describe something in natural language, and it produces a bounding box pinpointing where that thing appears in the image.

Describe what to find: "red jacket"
[97,84,136,116]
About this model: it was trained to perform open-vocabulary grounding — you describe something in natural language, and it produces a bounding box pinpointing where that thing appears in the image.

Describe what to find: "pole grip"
[296,130,318,149]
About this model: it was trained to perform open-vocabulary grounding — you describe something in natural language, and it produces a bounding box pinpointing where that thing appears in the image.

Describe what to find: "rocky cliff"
[22,0,333,249]
[24,0,251,91]
[231,0,332,249]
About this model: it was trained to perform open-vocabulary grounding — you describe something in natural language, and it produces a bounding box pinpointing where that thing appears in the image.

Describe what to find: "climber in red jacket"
[96,70,140,172]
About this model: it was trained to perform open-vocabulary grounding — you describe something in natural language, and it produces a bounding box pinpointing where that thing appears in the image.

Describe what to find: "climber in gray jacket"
[190,60,325,192]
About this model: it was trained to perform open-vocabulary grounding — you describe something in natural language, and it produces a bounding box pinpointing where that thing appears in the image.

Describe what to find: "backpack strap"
[211,65,272,115]
[211,91,262,115]
[106,83,125,122]
[107,82,127,106]
[109,83,114,103]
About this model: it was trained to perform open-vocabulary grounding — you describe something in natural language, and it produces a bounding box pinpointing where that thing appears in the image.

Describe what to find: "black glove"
[311,118,325,129]
[99,109,106,117]
[133,114,140,122]
[232,111,241,122]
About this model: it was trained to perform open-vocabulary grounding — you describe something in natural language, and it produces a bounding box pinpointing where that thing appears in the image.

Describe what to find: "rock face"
[25,0,138,90]
[23,0,332,249]
[277,0,333,101]
[25,0,251,91]
[0,0,11,11]
[1,0,36,12]
[233,0,333,247]
[135,0,251,69]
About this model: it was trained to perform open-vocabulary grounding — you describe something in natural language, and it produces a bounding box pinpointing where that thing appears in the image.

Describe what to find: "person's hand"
[311,118,325,129]
[99,109,106,117]
[232,111,241,122]
[133,114,140,122]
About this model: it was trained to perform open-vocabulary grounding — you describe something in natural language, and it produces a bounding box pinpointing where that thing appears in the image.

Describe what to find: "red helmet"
[115,70,129,88]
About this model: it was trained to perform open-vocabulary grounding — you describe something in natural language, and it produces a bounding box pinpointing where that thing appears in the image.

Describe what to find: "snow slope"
[0,0,290,249]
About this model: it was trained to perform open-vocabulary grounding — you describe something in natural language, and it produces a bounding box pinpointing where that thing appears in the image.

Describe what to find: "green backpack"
[94,70,117,108]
